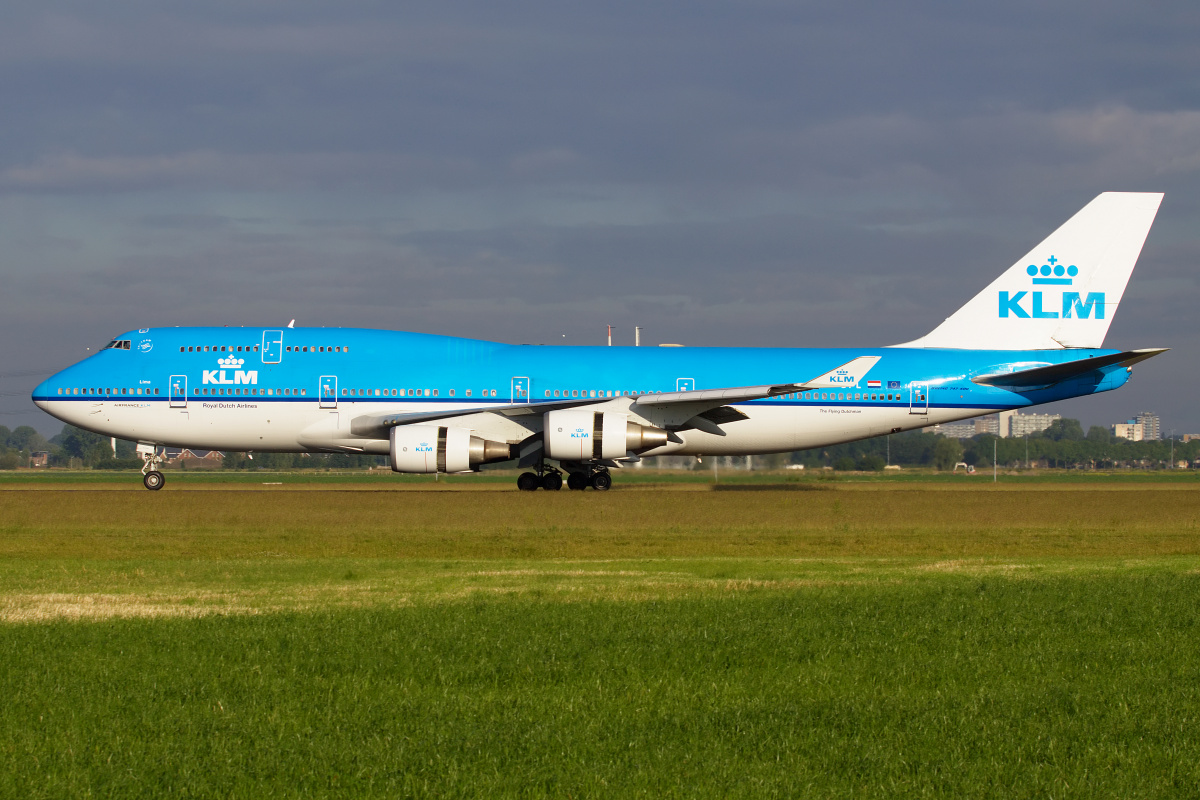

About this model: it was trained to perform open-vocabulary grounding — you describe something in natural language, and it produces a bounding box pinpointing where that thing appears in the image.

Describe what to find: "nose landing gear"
[138,443,165,491]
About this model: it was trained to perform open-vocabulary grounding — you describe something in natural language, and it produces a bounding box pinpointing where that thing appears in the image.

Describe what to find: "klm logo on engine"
[570,427,590,439]
[202,356,259,385]
[416,442,433,453]
[999,255,1104,320]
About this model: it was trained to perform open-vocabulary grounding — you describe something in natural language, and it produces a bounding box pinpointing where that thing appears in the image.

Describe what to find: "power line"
[0,369,51,380]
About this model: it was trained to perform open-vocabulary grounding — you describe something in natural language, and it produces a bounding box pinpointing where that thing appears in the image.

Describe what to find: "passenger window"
[466,390,472,397]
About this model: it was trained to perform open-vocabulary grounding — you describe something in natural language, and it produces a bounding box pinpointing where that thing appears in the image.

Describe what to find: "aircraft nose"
[31,375,56,411]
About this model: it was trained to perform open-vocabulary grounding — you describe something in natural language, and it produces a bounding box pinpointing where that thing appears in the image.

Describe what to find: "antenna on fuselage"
[288,320,295,328]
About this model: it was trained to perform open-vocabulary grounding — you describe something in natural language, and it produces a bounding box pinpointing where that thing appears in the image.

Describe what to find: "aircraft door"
[909,382,929,415]
[319,375,338,409]
[262,330,283,364]
[511,376,529,403]
[169,375,187,408]
[676,378,694,391]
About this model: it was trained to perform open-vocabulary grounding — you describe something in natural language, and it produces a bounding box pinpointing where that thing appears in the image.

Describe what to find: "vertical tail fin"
[896,192,1163,350]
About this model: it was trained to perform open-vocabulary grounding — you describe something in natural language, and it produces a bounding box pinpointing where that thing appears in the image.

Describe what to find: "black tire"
[567,472,588,491]
[541,472,563,491]
[517,472,541,491]
[143,471,165,491]
[590,471,612,491]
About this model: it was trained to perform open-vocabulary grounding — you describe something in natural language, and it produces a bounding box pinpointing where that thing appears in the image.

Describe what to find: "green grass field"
[2,479,1199,797]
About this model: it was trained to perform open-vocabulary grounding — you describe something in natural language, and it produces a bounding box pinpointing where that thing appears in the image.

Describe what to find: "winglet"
[799,356,881,389]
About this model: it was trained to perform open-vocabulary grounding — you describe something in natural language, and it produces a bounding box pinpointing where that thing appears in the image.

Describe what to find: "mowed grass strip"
[3,486,1200,560]
[3,576,1200,798]
[5,555,1199,622]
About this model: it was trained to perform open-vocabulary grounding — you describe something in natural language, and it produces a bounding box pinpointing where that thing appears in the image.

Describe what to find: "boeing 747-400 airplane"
[34,192,1166,491]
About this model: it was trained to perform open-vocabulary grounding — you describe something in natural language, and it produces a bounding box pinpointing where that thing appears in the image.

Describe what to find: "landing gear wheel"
[143,470,165,491]
[541,472,563,491]
[517,472,541,491]
[567,472,588,491]
[590,471,612,491]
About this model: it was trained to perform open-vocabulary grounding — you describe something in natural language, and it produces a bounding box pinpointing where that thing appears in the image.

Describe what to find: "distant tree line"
[789,418,1198,471]
[1,419,1194,472]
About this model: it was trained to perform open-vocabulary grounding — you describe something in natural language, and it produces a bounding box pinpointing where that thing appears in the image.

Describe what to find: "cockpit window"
[103,340,132,350]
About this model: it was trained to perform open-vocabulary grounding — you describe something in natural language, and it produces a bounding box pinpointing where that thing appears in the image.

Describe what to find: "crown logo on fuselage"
[1027,255,1077,285]
[204,356,257,385]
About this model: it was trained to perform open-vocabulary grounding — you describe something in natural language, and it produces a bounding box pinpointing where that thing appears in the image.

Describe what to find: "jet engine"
[390,425,514,473]
[544,410,668,460]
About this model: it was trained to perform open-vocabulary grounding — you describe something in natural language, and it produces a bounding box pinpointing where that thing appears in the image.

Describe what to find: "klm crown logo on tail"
[999,255,1104,320]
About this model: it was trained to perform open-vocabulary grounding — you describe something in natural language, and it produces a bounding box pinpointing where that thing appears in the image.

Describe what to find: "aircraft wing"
[972,348,1167,389]
[349,355,881,439]
[629,356,880,405]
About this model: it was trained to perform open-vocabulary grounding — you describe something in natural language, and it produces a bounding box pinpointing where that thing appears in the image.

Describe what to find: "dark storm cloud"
[1,0,1198,432]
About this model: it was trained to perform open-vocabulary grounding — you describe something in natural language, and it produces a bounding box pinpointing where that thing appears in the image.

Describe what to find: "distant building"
[974,415,1000,436]
[29,451,49,468]
[1007,412,1061,438]
[1112,421,1144,441]
[1182,434,1200,444]
[1135,411,1161,440]
[173,449,225,468]
[932,421,978,439]
[998,410,1015,438]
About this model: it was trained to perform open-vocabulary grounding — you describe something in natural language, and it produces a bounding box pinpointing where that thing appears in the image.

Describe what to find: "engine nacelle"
[390,425,513,473]
[544,410,668,461]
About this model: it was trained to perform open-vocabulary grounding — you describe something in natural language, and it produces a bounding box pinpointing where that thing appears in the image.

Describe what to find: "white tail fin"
[896,192,1163,350]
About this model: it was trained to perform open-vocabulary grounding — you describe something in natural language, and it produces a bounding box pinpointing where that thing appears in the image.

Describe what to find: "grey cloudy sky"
[3,1,1198,434]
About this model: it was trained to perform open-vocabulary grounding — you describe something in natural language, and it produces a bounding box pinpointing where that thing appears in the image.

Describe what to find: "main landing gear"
[138,444,165,491]
[517,463,612,491]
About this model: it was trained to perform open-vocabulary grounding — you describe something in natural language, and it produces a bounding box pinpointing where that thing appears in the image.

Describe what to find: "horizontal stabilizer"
[972,348,1167,389]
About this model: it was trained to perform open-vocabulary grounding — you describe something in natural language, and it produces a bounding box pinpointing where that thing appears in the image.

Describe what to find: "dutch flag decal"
[867,380,881,388]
